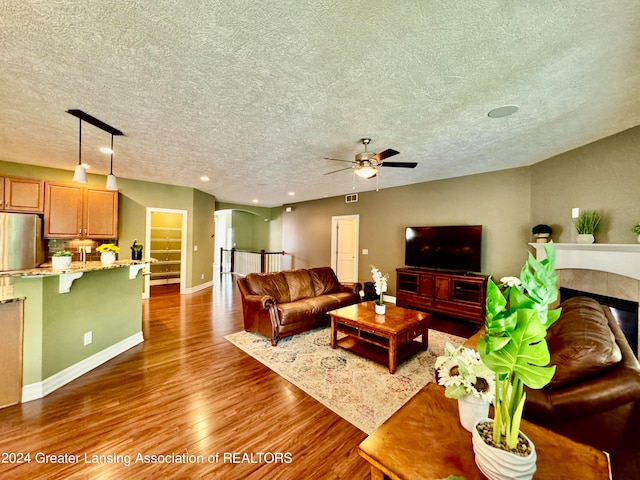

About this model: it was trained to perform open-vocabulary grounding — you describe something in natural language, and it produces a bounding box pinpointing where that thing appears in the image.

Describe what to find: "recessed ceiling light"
[252,199,259,204]
[100,147,113,154]
[288,192,295,196]
[200,176,210,182]
[488,105,519,118]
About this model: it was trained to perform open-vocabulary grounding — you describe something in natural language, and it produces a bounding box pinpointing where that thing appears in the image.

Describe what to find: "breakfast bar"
[1,261,146,405]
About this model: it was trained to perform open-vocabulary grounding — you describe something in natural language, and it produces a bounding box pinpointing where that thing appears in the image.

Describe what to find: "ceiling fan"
[324,138,417,179]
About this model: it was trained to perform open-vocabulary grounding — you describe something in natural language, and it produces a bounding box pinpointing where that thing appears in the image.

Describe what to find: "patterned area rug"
[225,327,464,434]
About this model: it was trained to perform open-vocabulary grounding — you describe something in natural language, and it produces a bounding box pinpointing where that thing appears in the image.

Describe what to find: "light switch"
[571,208,580,219]
[362,249,369,255]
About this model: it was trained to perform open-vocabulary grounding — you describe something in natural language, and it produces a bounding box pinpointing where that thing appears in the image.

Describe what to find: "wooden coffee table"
[358,383,611,479]
[329,301,430,374]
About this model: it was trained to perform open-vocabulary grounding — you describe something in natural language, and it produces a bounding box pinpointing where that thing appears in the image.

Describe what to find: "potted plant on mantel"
[575,210,602,243]
[473,242,561,480]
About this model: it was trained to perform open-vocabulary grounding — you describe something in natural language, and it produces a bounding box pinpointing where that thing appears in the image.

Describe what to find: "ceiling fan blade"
[371,148,399,162]
[323,156,353,163]
[380,161,418,168]
[324,166,354,175]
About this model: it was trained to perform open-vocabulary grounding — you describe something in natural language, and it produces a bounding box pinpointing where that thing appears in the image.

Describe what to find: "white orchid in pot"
[370,265,389,315]
[474,242,561,480]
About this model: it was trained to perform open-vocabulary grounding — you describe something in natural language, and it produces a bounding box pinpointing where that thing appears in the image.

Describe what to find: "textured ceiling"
[1,1,639,207]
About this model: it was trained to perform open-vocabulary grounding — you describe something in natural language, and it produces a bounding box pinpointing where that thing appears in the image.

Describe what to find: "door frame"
[330,214,359,282]
[144,207,188,298]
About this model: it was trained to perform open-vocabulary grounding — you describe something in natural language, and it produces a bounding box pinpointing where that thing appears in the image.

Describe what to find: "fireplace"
[530,242,640,360]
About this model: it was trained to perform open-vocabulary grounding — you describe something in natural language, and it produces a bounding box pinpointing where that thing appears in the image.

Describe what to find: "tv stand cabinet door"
[434,276,451,300]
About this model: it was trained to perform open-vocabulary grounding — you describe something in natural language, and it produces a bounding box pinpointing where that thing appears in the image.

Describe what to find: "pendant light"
[67,109,123,187]
[105,134,118,191]
[72,118,88,183]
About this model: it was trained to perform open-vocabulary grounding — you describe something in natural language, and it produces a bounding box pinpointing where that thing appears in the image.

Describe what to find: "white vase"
[100,251,116,265]
[637,234,640,244]
[472,419,537,480]
[374,303,386,315]
[576,233,594,244]
[52,256,72,270]
[457,395,490,432]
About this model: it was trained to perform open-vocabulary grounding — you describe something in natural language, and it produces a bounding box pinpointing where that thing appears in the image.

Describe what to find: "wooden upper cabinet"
[2,177,45,213]
[44,182,118,239]
[84,187,118,239]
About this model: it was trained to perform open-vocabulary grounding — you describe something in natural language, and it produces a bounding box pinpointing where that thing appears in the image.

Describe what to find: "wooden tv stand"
[396,268,488,324]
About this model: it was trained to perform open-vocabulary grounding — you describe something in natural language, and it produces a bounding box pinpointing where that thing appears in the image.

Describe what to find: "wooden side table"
[358,383,611,479]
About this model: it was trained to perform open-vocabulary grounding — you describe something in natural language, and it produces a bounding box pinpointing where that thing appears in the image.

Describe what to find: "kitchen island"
[2,261,146,403]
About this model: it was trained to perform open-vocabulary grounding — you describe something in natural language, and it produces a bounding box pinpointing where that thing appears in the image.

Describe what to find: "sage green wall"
[14,268,143,384]
[215,202,283,251]
[0,160,217,290]
[283,167,532,294]
[191,188,216,284]
[530,126,640,244]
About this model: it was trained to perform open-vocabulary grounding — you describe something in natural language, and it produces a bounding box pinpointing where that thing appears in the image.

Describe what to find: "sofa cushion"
[309,267,342,296]
[547,296,622,388]
[245,272,291,304]
[278,298,330,326]
[283,269,315,301]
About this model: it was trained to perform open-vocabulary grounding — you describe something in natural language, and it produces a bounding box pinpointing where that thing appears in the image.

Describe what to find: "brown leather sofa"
[237,267,361,345]
[523,296,640,479]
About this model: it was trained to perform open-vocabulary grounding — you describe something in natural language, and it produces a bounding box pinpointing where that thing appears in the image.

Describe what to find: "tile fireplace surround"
[530,243,640,357]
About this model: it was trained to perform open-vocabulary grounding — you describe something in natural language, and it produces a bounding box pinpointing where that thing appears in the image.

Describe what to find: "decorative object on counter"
[51,250,73,270]
[574,210,601,243]
[97,243,120,265]
[370,264,389,315]
[632,223,640,243]
[531,224,552,243]
[130,239,143,260]
[67,110,123,187]
[475,242,561,480]
[435,342,495,431]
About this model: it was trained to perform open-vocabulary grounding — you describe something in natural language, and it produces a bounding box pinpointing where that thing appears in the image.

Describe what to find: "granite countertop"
[0,260,148,278]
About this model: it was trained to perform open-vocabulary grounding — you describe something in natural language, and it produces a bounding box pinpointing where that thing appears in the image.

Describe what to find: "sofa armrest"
[242,294,276,310]
[525,363,640,419]
[339,282,362,296]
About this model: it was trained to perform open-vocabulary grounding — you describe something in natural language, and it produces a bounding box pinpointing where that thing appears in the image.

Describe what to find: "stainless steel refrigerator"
[0,213,42,272]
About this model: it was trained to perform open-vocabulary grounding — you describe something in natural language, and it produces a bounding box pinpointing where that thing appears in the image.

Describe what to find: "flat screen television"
[404,225,482,273]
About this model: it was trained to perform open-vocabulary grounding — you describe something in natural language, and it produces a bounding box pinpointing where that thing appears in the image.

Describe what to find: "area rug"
[224,327,464,434]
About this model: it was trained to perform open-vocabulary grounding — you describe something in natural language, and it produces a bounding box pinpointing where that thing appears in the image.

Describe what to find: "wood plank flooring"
[0,275,475,480]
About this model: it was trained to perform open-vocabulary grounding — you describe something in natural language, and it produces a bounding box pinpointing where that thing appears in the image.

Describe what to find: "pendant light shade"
[72,118,88,183]
[105,134,118,191]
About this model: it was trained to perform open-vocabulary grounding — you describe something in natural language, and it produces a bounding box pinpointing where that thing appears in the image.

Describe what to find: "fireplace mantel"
[529,243,640,281]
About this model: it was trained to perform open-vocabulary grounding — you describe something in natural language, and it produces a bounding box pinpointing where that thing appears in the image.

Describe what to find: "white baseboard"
[185,280,213,294]
[22,332,144,403]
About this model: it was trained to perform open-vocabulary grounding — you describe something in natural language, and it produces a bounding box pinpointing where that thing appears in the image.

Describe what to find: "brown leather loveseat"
[237,267,361,345]
[522,296,640,478]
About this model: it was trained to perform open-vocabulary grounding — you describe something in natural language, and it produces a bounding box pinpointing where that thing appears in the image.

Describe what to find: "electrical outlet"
[572,207,580,219]
[84,331,92,346]
[201,274,204,279]
[194,245,198,251]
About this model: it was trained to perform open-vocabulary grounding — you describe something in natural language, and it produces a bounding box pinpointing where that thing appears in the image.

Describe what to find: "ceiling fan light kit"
[324,137,417,186]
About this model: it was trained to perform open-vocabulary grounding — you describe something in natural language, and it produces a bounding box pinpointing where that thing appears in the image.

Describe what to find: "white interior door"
[331,215,359,282]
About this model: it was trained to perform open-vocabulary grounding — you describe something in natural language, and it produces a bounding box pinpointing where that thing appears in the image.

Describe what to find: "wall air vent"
[345,193,358,203]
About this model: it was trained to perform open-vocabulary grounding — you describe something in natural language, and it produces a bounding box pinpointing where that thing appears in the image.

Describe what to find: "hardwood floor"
[0,276,476,480]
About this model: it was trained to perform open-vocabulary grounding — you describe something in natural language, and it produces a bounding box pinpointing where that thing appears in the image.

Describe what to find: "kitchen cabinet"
[0,177,44,213]
[44,182,118,239]
[396,268,488,324]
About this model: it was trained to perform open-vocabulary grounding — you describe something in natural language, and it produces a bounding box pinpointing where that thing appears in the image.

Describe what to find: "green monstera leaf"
[479,307,556,389]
